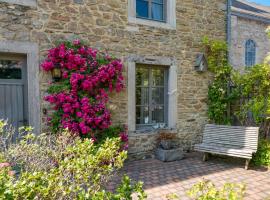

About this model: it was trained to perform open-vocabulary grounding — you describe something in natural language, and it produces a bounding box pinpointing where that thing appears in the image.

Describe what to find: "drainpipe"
[227,0,232,64]
[226,0,232,120]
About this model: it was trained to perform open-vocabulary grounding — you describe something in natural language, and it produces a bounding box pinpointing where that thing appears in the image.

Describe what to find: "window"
[128,0,176,29]
[136,65,168,129]
[136,0,166,22]
[0,60,23,79]
[245,39,256,67]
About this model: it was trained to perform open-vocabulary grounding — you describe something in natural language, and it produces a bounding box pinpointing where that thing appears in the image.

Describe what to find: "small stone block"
[155,147,184,162]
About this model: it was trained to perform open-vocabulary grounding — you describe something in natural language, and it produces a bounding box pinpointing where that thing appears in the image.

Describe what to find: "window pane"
[136,87,149,105]
[152,0,163,3]
[136,0,149,18]
[152,87,164,104]
[152,68,164,86]
[245,40,256,67]
[152,3,164,21]
[136,106,150,124]
[152,105,164,123]
[0,60,22,79]
[136,67,149,86]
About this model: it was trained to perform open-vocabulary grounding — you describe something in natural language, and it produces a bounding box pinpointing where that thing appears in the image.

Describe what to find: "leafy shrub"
[187,180,245,200]
[0,121,146,200]
[252,139,270,167]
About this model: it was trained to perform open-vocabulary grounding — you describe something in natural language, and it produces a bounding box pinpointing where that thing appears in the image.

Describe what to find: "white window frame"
[127,55,177,133]
[0,0,36,7]
[128,0,176,29]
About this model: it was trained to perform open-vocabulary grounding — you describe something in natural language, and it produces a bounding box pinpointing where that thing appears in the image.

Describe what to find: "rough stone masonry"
[0,0,227,159]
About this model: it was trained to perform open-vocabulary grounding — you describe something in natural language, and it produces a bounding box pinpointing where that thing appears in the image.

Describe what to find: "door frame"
[0,40,40,134]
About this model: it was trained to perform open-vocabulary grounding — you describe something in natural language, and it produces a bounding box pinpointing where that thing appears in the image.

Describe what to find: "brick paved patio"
[110,153,270,200]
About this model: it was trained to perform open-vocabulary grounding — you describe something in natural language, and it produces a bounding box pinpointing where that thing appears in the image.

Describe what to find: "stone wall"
[230,15,270,70]
[0,0,227,158]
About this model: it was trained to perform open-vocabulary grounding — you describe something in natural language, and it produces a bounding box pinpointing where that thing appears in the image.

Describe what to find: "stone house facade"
[230,0,270,71]
[0,0,227,158]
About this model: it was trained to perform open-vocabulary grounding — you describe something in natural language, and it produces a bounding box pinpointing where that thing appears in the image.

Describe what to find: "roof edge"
[232,9,270,24]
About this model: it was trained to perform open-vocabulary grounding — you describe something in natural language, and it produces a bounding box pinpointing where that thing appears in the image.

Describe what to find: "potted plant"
[155,132,184,162]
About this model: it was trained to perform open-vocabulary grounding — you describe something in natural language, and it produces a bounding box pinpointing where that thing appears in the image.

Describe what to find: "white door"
[0,54,28,129]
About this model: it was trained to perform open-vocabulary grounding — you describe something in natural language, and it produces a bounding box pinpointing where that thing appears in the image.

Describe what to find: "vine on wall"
[204,34,270,138]
[203,37,239,125]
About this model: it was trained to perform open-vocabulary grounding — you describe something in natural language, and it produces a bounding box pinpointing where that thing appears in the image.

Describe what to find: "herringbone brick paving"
[110,153,270,200]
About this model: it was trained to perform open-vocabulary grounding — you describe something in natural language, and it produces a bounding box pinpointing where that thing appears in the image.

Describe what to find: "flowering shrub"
[42,40,126,142]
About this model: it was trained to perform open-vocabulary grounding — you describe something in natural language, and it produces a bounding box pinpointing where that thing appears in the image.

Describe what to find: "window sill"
[0,0,37,7]
[128,16,176,30]
[129,127,178,136]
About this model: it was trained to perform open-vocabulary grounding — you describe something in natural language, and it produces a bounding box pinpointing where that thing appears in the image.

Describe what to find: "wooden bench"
[194,124,259,170]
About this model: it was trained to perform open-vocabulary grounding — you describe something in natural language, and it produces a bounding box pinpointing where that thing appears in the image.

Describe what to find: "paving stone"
[110,153,270,200]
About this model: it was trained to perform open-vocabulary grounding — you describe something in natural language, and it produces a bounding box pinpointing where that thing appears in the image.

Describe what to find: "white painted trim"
[128,0,176,30]
[128,62,136,132]
[0,40,40,134]
[0,0,36,7]
[127,55,178,132]
[168,65,177,129]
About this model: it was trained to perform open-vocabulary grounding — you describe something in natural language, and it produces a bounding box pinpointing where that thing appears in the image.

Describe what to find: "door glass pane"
[152,68,164,86]
[136,106,150,124]
[0,60,22,79]
[152,87,164,105]
[152,105,164,123]
[152,3,164,21]
[136,87,149,105]
[136,67,149,86]
[136,0,149,18]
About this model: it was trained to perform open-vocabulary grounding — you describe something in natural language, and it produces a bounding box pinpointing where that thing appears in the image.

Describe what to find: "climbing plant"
[203,37,239,125]
[41,40,127,142]
[204,31,270,138]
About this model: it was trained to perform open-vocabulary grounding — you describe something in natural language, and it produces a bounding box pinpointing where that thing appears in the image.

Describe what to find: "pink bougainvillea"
[42,40,127,145]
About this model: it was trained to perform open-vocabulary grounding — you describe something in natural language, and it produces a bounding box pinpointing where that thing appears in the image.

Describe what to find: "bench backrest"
[202,124,259,152]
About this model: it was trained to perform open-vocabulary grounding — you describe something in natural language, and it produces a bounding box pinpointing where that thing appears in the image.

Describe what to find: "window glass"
[152,68,164,86]
[136,0,149,18]
[245,39,256,67]
[152,105,164,123]
[0,60,22,79]
[136,87,149,105]
[136,0,165,21]
[136,106,150,124]
[136,67,149,86]
[136,65,167,128]
[152,2,164,21]
[152,87,164,104]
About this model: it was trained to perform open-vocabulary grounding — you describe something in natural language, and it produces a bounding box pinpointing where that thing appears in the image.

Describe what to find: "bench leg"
[203,153,209,162]
[245,159,250,170]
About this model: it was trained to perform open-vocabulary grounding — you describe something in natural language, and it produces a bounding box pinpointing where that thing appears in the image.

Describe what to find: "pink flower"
[120,132,128,142]
[73,39,80,45]
[62,71,69,79]
[41,61,54,71]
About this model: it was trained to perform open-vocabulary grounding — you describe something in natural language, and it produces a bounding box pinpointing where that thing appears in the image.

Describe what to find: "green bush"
[187,180,245,200]
[252,139,270,167]
[0,120,147,200]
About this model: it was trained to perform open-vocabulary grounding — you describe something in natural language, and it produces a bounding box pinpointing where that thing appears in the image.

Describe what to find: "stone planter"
[155,147,184,162]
